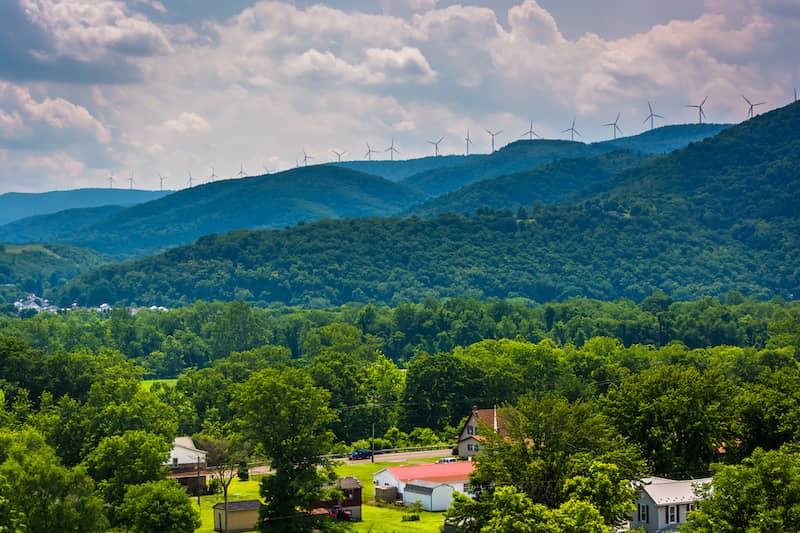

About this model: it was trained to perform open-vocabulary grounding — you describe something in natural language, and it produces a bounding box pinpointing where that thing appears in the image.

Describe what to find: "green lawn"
[196,458,444,533]
[141,378,178,390]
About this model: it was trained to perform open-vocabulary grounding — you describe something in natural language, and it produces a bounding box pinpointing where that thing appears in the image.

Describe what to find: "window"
[172,457,178,467]
[466,425,476,435]
[467,443,479,452]
[639,504,647,522]
[668,505,677,523]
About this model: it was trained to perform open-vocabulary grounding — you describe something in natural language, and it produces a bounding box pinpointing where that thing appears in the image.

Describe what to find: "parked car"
[436,457,457,464]
[349,448,373,460]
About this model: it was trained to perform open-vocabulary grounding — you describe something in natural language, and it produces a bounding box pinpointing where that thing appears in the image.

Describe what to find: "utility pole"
[371,395,376,464]
[196,455,201,506]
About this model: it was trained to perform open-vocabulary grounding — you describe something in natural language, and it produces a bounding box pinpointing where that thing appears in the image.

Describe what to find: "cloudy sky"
[0,0,798,193]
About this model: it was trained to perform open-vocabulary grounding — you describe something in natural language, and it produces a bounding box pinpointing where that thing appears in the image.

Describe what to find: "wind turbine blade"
[574,129,581,137]
[654,114,664,119]
[742,95,752,105]
[496,130,503,135]
[701,96,708,106]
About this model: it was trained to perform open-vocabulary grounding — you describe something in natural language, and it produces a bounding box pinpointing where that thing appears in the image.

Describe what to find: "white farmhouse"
[631,476,712,532]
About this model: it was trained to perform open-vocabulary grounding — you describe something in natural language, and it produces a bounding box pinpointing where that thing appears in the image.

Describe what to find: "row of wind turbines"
[107,90,794,190]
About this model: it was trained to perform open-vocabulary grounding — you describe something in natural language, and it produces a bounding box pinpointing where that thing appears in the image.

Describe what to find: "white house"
[630,476,712,532]
[167,436,207,468]
[403,481,457,512]
[374,462,476,511]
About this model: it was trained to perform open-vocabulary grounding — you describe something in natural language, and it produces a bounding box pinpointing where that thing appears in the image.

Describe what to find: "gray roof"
[338,476,362,489]
[405,480,453,495]
[641,477,712,505]
[212,500,261,512]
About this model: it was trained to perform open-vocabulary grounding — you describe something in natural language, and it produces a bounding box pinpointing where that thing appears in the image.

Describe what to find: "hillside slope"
[407,151,652,217]
[401,124,729,196]
[0,189,170,226]
[61,166,426,257]
[332,154,482,182]
[56,103,799,307]
[0,205,126,244]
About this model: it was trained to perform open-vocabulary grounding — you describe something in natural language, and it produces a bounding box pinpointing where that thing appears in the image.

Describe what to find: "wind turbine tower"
[687,96,708,124]
[331,150,347,162]
[236,163,246,178]
[364,142,378,161]
[428,136,444,157]
[561,118,581,142]
[385,138,399,161]
[485,128,503,152]
[108,172,114,189]
[521,120,540,140]
[603,113,623,140]
[187,171,194,188]
[302,150,313,166]
[209,166,219,182]
[643,102,663,130]
[128,171,135,190]
[464,129,473,155]
[742,95,765,120]
[158,173,167,191]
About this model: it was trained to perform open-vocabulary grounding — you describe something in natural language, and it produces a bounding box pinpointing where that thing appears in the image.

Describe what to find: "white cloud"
[162,112,210,135]
[0,82,111,145]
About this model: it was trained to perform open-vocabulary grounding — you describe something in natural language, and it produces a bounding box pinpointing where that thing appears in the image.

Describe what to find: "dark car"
[348,448,373,460]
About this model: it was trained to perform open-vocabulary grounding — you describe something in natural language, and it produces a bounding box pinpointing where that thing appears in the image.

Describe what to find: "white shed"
[404,481,456,512]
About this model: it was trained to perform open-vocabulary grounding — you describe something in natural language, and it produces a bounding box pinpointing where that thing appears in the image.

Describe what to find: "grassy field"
[196,458,443,533]
[141,378,178,390]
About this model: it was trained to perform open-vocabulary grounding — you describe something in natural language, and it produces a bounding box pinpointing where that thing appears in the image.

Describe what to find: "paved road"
[249,448,453,475]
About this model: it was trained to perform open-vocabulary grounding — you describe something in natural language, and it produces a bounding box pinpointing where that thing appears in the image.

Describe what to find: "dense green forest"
[0,205,126,244]
[0,244,107,303]
[58,103,799,308]
[332,153,482,182]
[407,151,652,217]
[1,295,799,530]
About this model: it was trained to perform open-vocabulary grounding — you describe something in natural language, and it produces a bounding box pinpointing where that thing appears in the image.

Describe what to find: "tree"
[232,368,337,532]
[195,435,250,533]
[117,480,200,533]
[83,430,171,511]
[683,446,800,532]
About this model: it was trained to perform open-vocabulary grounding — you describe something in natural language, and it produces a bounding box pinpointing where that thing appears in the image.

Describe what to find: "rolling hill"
[0,205,127,244]
[0,188,170,226]
[58,165,426,257]
[406,151,653,217]
[400,124,729,196]
[331,154,482,182]
[56,103,799,308]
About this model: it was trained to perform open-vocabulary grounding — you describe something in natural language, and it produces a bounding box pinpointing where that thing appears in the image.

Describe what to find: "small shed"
[213,500,261,533]
[404,480,457,512]
[337,476,363,521]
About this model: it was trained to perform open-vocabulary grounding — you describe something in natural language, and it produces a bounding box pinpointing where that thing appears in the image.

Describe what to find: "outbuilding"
[404,481,457,512]
[212,499,261,533]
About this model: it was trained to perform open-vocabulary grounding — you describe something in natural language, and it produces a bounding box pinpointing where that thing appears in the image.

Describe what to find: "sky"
[0,0,798,193]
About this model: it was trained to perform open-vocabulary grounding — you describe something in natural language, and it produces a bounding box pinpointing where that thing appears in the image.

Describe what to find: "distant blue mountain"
[0,188,171,226]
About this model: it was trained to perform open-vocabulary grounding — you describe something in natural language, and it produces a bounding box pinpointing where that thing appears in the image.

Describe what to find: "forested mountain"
[0,244,107,301]
[407,151,653,217]
[57,103,799,307]
[332,153,482,182]
[55,166,426,257]
[0,205,126,243]
[400,123,728,196]
[0,188,170,226]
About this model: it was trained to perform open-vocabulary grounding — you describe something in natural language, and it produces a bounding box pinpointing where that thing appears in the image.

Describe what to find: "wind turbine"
[209,166,219,181]
[385,138,399,161]
[794,87,798,103]
[262,163,272,174]
[465,129,473,156]
[603,113,623,140]
[302,150,313,166]
[485,128,502,152]
[108,172,114,189]
[643,101,663,130]
[561,117,581,142]
[364,142,378,161]
[742,95,765,119]
[128,171,135,190]
[686,96,708,124]
[331,150,347,162]
[236,163,246,178]
[158,173,167,191]
[187,171,194,188]
[428,136,444,157]
[520,120,540,140]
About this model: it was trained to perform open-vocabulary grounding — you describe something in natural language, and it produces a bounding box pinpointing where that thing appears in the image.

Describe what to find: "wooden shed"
[212,499,261,532]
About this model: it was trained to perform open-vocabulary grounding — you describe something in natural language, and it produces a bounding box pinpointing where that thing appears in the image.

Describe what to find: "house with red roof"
[373,462,475,511]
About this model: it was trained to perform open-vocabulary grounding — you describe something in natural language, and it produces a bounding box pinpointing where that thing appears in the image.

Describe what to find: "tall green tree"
[117,480,200,533]
[233,368,337,532]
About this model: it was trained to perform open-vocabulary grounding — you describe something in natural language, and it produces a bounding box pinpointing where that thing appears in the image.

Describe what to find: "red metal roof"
[386,462,475,483]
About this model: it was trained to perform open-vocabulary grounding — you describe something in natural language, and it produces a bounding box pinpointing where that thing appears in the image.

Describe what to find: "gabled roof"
[380,462,475,483]
[212,499,261,511]
[338,476,362,490]
[405,480,455,494]
[458,407,509,442]
[166,436,207,465]
[641,477,712,505]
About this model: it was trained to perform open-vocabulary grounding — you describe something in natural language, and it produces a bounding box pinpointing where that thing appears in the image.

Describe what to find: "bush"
[401,513,420,522]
